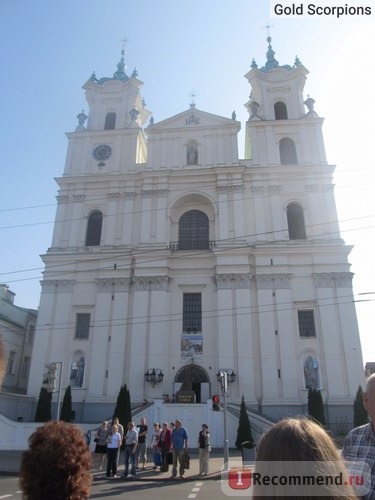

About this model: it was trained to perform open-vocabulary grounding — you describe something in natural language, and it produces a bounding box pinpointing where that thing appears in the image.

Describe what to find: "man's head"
[175,419,182,429]
[364,374,375,423]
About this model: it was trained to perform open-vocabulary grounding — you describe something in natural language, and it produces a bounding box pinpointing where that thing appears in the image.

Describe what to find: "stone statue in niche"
[186,144,198,165]
[304,355,320,389]
[70,356,85,387]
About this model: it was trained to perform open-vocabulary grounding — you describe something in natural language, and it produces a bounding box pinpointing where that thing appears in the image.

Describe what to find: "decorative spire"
[188,90,198,109]
[294,55,302,67]
[113,48,128,81]
[304,95,319,118]
[75,110,87,131]
[264,36,279,70]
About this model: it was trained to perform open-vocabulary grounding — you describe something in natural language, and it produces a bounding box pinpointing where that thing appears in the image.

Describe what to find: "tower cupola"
[82,49,151,131]
[244,37,326,165]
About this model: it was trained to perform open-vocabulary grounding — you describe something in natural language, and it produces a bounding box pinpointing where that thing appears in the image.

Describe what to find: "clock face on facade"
[93,144,112,161]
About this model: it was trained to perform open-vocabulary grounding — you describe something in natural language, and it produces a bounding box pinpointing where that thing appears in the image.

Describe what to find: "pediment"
[147,107,240,133]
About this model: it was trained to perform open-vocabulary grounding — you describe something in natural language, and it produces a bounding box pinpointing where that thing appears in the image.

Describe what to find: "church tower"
[27,40,364,431]
[241,37,364,418]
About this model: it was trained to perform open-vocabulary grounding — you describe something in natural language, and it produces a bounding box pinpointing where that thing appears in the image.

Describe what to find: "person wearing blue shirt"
[170,419,188,479]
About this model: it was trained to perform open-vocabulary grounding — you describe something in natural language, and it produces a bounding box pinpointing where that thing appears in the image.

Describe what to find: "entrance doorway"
[174,364,210,403]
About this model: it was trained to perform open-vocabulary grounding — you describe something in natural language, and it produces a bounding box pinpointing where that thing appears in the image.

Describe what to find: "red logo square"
[228,467,252,489]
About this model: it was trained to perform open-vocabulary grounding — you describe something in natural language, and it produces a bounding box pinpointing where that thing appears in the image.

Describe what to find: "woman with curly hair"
[20,420,92,500]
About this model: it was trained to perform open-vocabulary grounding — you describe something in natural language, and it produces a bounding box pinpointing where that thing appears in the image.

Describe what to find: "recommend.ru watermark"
[221,460,371,496]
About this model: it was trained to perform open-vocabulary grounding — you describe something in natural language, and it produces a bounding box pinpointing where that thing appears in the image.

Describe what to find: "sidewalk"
[0,449,243,479]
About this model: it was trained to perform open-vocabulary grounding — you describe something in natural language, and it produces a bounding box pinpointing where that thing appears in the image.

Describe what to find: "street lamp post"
[218,369,229,470]
[56,362,64,421]
[216,368,237,471]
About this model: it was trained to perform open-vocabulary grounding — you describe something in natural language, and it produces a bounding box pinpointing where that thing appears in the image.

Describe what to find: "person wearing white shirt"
[106,424,121,478]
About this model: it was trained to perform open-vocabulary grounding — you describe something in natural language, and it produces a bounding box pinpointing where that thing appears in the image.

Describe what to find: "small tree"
[60,385,73,422]
[235,395,254,449]
[308,388,326,427]
[353,385,368,428]
[113,383,132,447]
[34,387,52,422]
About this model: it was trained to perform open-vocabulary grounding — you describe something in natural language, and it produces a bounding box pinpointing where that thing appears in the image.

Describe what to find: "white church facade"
[27,39,365,426]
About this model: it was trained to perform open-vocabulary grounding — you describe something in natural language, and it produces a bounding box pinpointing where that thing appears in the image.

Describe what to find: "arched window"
[104,112,116,130]
[287,203,306,239]
[280,137,298,165]
[178,210,209,250]
[85,210,103,246]
[186,141,198,165]
[274,101,288,120]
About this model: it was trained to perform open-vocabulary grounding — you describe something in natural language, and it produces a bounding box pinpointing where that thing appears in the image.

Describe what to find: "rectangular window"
[298,310,316,337]
[7,351,16,375]
[21,356,31,378]
[183,293,202,333]
[75,313,91,339]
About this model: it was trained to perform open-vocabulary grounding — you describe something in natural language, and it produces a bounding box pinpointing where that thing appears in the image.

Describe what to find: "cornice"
[216,184,245,193]
[41,279,76,292]
[214,273,252,290]
[313,273,353,288]
[134,276,171,291]
[255,274,292,290]
[95,278,131,292]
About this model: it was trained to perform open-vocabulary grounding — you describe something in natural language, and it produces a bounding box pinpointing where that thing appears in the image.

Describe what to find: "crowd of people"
[92,417,197,479]
[0,333,371,500]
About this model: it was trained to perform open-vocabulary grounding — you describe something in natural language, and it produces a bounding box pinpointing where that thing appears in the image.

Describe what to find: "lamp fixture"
[144,368,164,387]
[216,368,236,384]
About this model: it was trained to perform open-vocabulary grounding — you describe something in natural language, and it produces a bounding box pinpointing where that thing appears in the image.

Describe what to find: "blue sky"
[1,1,374,362]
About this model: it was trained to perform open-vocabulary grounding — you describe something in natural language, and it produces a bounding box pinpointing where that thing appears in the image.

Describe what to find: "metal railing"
[170,241,215,251]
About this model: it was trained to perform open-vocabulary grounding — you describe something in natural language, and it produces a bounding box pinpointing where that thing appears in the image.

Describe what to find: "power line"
[1,216,374,284]
[1,173,374,230]
[31,292,374,333]
[1,163,374,214]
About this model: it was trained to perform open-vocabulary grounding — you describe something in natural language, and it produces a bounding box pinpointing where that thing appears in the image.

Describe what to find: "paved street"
[0,475,246,500]
[0,475,230,500]
[0,450,246,499]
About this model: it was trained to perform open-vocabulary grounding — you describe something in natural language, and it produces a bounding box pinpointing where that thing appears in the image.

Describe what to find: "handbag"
[167,451,173,464]
[181,452,190,469]
[94,437,99,443]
